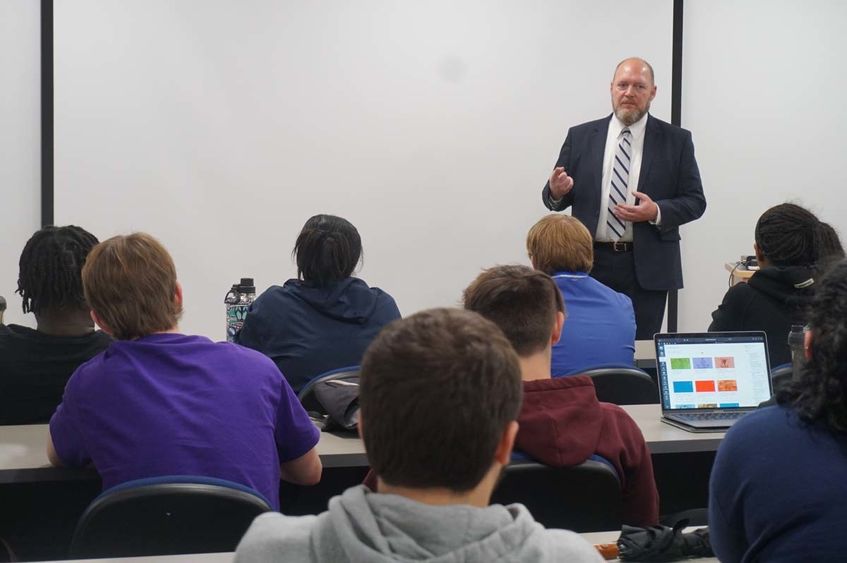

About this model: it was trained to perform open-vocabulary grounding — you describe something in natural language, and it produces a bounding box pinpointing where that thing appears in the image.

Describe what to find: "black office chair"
[298,366,360,420]
[490,459,622,532]
[581,365,659,405]
[770,362,794,394]
[69,475,272,558]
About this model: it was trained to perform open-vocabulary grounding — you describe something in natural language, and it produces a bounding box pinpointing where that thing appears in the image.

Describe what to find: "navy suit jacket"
[542,114,706,291]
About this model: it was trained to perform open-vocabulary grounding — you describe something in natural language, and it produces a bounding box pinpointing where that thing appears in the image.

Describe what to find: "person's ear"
[804,330,813,361]
[174,282,184,308]
[90,310,113,336]
[754,243,765,264]
[493,421,519,467]
[551,311,565,345]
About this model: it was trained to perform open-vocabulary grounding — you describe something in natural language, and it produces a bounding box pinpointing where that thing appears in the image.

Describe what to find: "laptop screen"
[654,332,773,411]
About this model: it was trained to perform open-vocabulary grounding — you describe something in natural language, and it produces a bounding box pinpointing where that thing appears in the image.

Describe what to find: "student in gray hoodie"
[235,308,603,563]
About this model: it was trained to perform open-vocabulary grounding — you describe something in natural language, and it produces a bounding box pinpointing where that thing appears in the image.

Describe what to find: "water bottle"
[787,324,806,378]
[225,278,256,342]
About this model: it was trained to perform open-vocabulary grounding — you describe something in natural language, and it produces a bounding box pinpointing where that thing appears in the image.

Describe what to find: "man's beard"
[615,105,648,126]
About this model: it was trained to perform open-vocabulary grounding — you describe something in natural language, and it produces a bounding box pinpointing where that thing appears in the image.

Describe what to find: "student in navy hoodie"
[237,214,401,392]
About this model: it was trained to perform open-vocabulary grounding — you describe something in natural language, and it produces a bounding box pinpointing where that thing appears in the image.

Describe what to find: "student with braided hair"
[709,203,822,367]
[709,259,847,561]
[0,226,111,424]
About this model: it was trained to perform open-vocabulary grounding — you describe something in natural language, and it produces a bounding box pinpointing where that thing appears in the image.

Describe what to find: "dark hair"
[293,214,362,287]
[463,265,564,356]
[359,308,522,492]
[82,233,182,340]
[754,203,820,267]
[16,225,99,314]
[816,222,845,272]
[779,260,847,431]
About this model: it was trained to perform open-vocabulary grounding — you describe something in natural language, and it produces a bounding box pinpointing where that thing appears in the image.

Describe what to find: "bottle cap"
[239,278,256,293]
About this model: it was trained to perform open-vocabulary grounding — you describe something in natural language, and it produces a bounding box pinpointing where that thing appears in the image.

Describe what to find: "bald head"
[613,57,655,84]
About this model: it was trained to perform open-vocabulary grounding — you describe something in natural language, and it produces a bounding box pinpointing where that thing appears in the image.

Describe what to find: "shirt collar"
[610,112,649,139]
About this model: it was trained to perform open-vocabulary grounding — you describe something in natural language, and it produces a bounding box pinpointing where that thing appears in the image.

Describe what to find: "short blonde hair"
[527,214,594,274]
[82,233,182,340]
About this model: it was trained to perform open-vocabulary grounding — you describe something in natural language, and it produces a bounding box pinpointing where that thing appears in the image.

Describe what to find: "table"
[582,529,716,562]
[725,261,755,285]
[634,339,655,370]
[34,531,721,563]
[0,425,370,484]
[0,404,723,484]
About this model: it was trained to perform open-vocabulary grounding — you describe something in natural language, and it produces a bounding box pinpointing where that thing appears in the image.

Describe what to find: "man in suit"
[542,57,706,339]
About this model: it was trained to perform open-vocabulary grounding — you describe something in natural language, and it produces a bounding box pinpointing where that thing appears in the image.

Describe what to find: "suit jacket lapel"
[638,115,658,194]
[583,116,611,235]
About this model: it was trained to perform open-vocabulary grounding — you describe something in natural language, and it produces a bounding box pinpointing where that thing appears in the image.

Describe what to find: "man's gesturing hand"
[613,191,659,223]
[549,167,574,199]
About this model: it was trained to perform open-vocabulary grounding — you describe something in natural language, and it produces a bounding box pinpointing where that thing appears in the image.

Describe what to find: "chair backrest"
[298,365,360,414]
[770,362,794,394]
[490,459,622,532]
[69,475,272,559]
[580,365,658,405]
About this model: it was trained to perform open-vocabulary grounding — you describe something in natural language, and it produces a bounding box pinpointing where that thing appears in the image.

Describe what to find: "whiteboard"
[54,0,673,338]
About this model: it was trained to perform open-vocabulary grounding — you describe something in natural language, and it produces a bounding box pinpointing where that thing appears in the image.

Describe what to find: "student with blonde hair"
[527,214,635,375]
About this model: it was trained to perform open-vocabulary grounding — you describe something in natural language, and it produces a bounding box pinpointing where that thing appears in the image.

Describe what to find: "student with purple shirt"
[47,233,321,509]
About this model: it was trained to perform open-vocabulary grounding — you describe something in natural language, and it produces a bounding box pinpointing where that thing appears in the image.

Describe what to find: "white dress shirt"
[595,113,648,242]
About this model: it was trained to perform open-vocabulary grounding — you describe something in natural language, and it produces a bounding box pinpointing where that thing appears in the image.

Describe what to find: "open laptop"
[654,332,773,432]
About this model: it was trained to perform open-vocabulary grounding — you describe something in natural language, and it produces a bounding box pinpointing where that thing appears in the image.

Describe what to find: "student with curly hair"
[709,203,824,367]
[0,226,111,424]
[709,259,847,561]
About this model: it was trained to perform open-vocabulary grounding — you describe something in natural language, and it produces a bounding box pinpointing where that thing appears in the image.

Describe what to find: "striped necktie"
[607,128,631,241]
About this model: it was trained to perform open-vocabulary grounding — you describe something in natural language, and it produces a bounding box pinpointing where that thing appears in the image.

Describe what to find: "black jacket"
[709,266,815,367]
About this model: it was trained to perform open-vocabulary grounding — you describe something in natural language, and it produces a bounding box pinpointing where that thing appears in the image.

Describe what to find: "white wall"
[0,1,41,327]
[53,0,673,338]
[679,0,847,331]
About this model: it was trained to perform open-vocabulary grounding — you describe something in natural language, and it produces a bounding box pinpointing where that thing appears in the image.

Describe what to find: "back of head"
[463,265,564,357]
[527,214,594,275]
[781,259,847,430]
[294,214,362,287]
[16,225,99,315]
[816,222,845,272]
[754,203,820,268]
[82,233,182,340]
[359,308,522,492]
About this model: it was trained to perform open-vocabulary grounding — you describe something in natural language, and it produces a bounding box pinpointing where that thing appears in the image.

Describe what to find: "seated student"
[48,233,321,509]
[464,265,659,527]
[709,259,847,562]
[817,220,845,272]
[0,226,111,425]
[527,214,635,375]
[709,203,821,367]
[236,214,401,392]
[235,308,603,562]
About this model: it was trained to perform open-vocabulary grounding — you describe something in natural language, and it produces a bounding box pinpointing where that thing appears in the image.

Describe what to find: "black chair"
[490,459,622,532]
[298,365,360,415]
[69,475,272,559]
[770,362,793,394]
[581,365,659,405]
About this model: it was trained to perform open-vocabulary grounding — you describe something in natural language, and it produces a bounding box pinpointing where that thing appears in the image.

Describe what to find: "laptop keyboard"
[674,412,747,422]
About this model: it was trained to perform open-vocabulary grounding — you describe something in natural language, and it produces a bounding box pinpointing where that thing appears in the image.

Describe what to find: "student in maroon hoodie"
[463,265,659,527]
